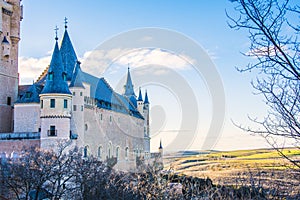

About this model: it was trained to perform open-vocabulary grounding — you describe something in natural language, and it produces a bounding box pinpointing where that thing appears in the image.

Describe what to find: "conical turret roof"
[144,90,149,104]
[41,40,71,95]
[137,87,143,101]
[60,29,77,81]
[124,67,136,97]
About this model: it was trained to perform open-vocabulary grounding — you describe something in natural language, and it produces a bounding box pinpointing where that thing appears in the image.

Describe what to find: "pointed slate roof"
[124,67,136,97]
[41,40,71,95]
[69,61,85,88]
[159,139,163,149]
[144,90,149,104]
[16,83,43,103]
[137,87,143,101]
[60,29,77,81]
[94,78,143,119]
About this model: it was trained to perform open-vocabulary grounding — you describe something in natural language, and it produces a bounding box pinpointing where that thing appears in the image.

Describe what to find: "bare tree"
[227,0,300,169]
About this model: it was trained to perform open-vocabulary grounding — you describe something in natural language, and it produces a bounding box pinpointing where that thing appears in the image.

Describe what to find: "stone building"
[0,0,152,170]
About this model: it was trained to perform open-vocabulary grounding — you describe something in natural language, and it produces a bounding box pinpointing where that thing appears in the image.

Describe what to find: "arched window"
[125,147,129,161]
[98,146,102,160]
[83,146,88,158]
[62,72,67,81]
[108,142,112,158]
[116,146,120,160]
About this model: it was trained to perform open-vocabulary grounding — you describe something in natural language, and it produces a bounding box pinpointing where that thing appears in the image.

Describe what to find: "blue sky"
[19,1,272,151]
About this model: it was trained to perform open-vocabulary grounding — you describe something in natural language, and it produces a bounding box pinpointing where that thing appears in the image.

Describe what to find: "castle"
[0,0,153,170]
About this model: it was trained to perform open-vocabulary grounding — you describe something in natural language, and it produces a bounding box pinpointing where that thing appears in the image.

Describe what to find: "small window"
[41,100,43,108]
[85,124,88,131]
[116,147,120,160]
[80,92,83,96]
[50,99,55,108]
[48,72,53,81]
[7,97,11,105]
[84,146,88,158]
[64,99,68,108]
[109,116,112,122]
[98,146,102,160]
[108,142,112,158]
[25,92,32,99]
[62,72,67,81]
[48,125,56,136]
[73,105,77,111]
[125,147,129,161]
[73,92,75,96]
[81,105,83,111]
[100,113,103,120]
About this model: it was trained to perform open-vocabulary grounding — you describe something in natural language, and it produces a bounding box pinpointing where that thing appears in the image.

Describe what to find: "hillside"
[164,148,300,197]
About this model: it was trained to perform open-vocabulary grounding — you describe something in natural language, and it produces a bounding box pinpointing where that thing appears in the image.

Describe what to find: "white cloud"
[18,56,51,84]
[18,47,197,84]
[81,47,195,77]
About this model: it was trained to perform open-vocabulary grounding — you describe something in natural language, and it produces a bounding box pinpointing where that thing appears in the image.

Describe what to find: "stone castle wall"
[83,105,144,171]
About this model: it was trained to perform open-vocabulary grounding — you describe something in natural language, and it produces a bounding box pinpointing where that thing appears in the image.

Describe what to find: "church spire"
[60,18,77,81]
[41,36,71,95]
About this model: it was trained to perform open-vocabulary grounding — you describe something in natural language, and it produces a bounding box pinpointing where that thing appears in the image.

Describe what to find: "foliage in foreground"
[0,145,299,199]
[228,0,300,169]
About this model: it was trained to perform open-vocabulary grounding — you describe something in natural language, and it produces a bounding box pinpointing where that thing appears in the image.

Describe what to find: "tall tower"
[69,61,85,147]
[137,87,143,114]
[143,90,150,157]
[0,0,22,132]
[40,34,72,150]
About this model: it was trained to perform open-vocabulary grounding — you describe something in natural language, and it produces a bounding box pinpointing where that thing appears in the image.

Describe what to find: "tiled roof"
[94,77,143,119]
[16,84,43,103]
[69,61,85,88]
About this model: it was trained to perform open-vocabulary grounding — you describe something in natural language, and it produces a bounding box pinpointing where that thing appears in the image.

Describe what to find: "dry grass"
[164,148,300,198]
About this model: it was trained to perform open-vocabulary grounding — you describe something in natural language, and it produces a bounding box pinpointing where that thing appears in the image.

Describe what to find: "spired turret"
[137,87,143,114]
[39,36,73,150]
[143,90,150,158]
[124,66,137,107]
[159,139,163,156]
[69,60,85,147]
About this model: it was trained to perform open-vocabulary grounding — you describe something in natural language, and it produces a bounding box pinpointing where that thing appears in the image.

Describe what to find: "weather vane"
[64,17,68,29]
[54,26,59,40]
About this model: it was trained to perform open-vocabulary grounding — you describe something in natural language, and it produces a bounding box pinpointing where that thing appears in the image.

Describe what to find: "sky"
[18,0,274,152]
